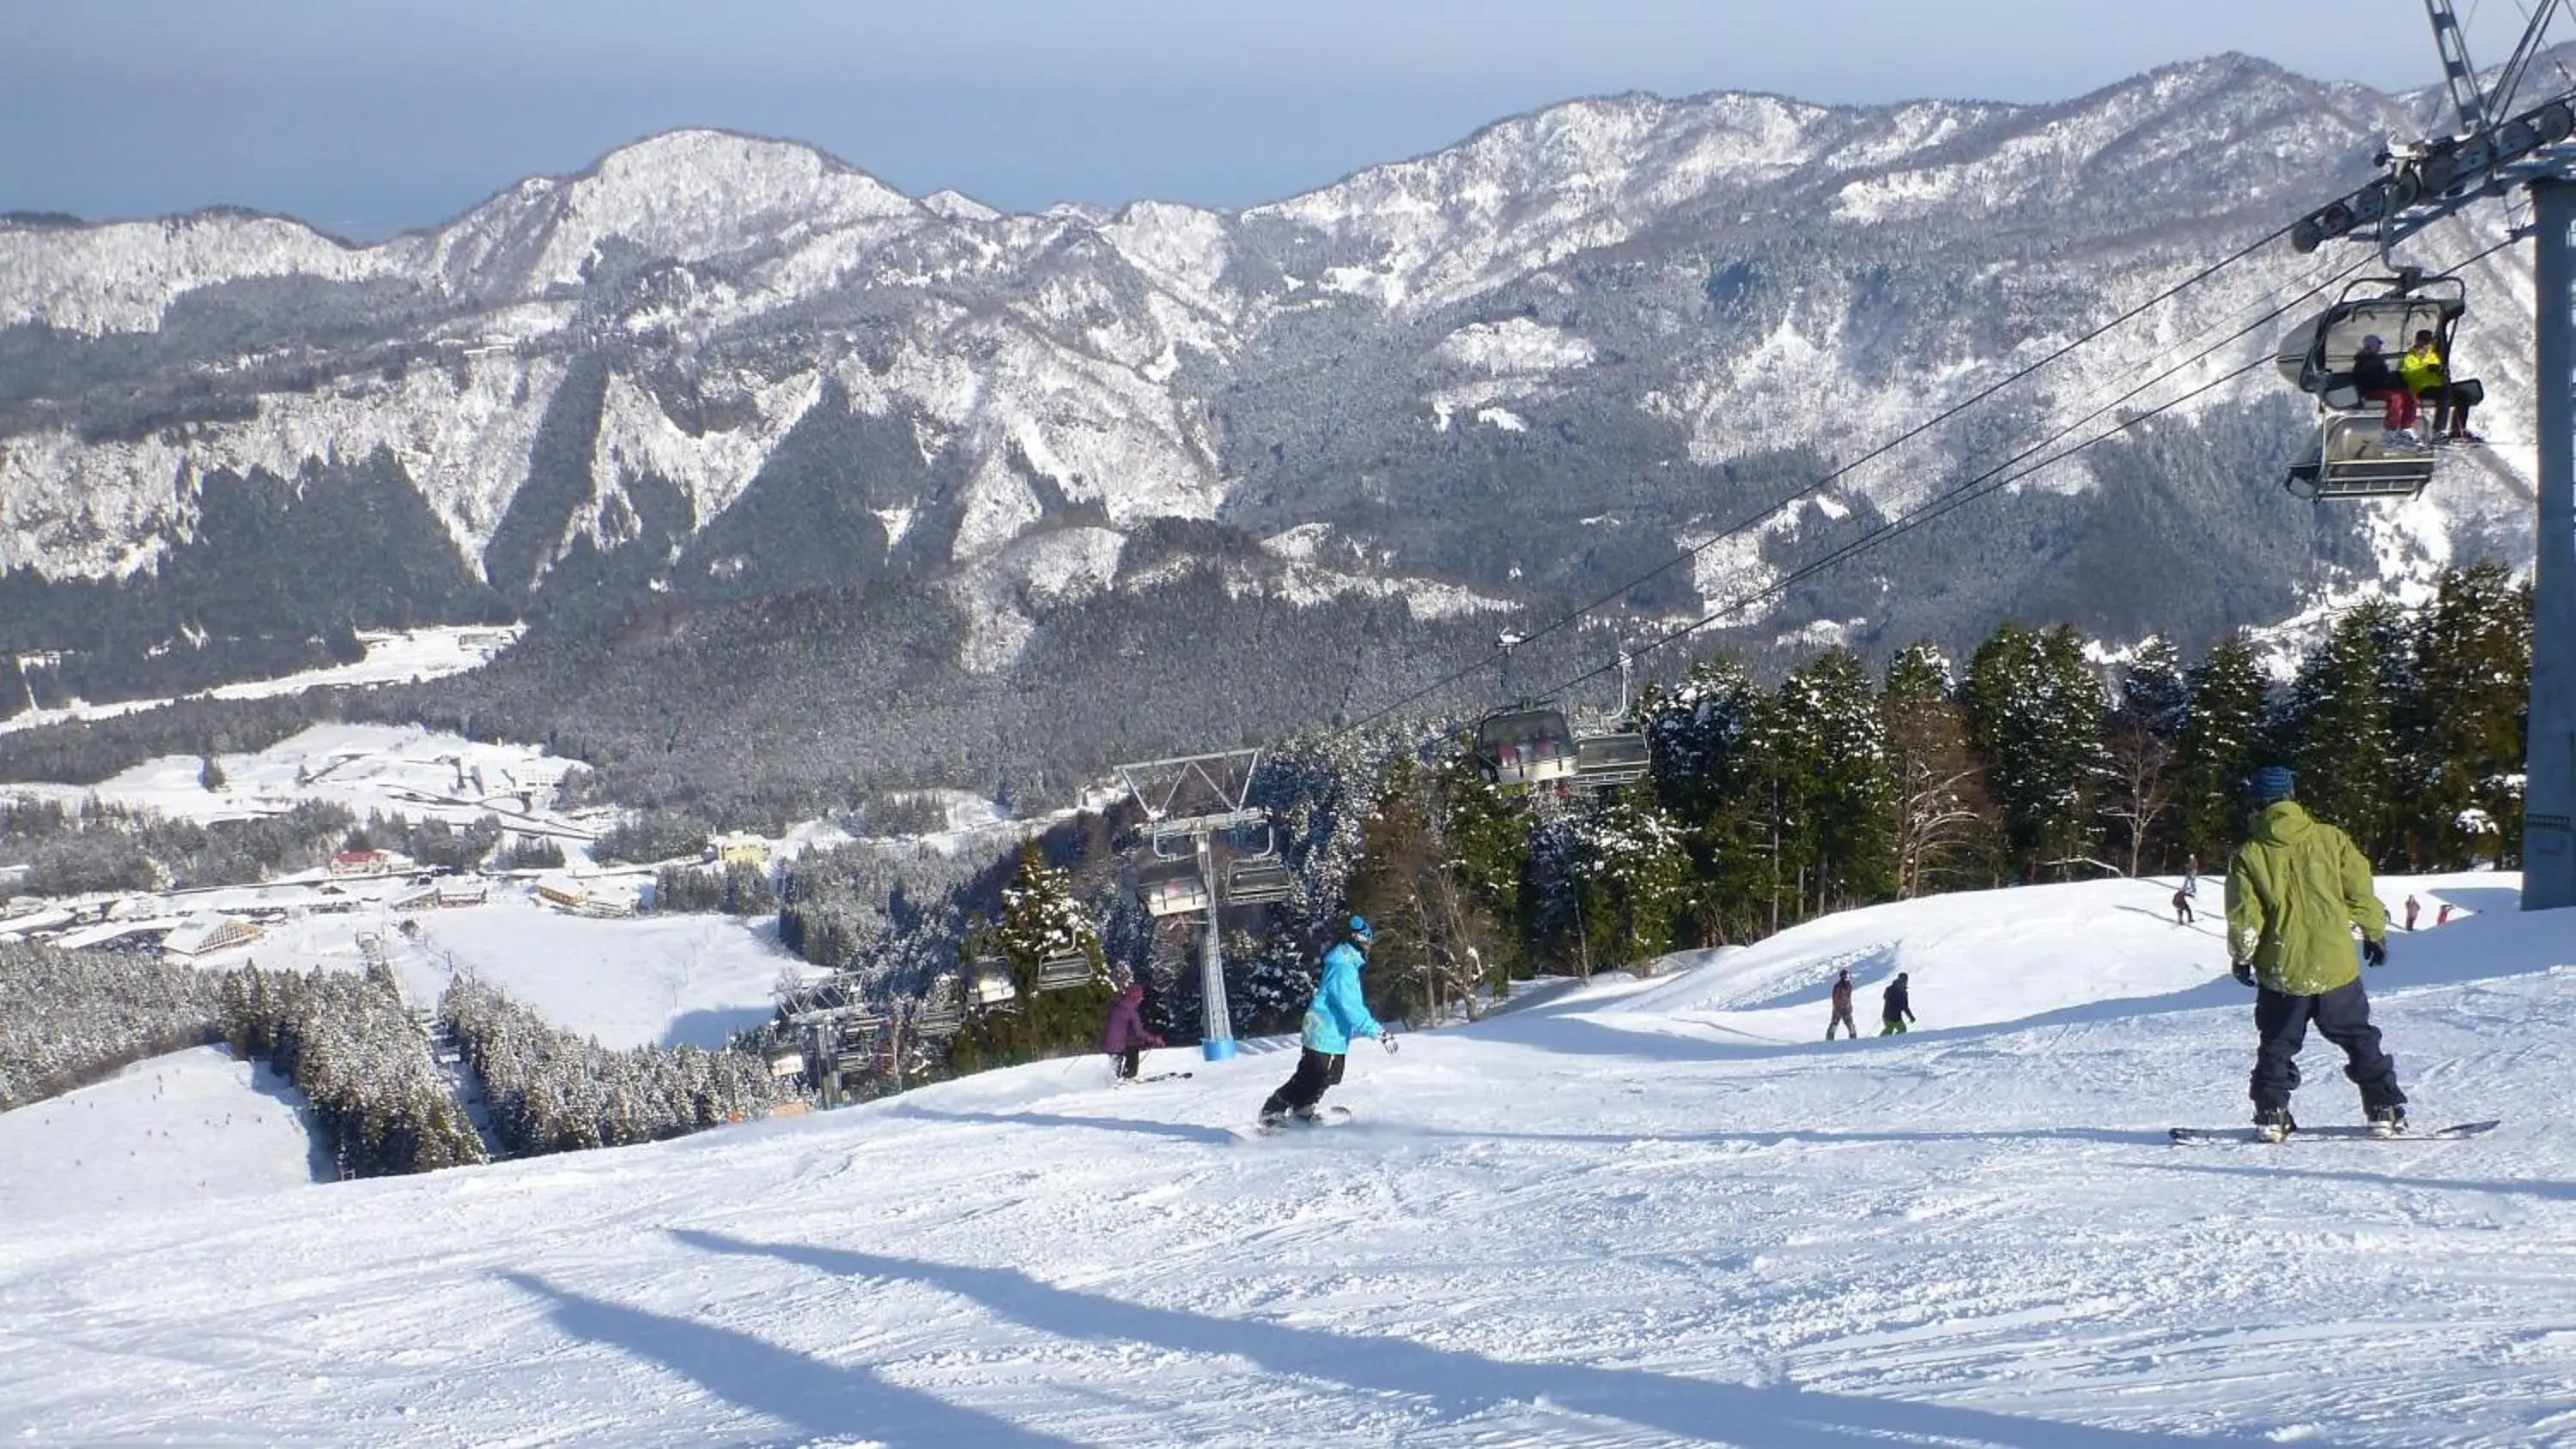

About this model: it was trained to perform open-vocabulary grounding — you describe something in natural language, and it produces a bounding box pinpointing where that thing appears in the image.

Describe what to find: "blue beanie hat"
[2251,767,2295,805]
[1348,914,1373,944]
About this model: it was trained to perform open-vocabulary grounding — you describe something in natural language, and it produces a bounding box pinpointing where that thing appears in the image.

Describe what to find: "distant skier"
[1259,916,1394,1126]
[2437,901,2456,927]
[1100,981,1164,1083]
[1879,973,1916,1035]
[2225,767,2406,1142]
[2403,894,2421,932]
[2183,853,2201,898]
[1826,968,1858,1040]
[2172,888,2195,926]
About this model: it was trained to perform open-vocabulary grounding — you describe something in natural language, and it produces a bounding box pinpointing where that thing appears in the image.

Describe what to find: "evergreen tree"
[1571,792,1692,970]
[2282,603,2403,859]
[1962,622,2109,878]
[2403,562,2532,868]
[2175,631,2269,865]
[952,842,1113,1068]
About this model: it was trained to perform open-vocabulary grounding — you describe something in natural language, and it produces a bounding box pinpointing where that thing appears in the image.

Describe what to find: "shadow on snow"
[670,1230,2271,1447]
[500,1270,1082,1448]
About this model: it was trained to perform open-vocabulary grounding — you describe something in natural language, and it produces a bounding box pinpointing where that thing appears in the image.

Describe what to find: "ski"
[2168,1119,2500,1145]
[1122,1070,1194,1084]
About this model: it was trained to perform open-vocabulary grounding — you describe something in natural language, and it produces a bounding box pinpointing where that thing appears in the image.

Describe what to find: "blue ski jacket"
[1300,941,1383,1054]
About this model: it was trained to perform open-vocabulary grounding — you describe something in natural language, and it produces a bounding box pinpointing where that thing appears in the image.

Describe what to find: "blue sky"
[0,1,2553,237]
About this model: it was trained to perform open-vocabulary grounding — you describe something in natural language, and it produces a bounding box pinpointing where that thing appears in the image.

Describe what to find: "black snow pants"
[1115,1046,1142,1081]
[2249,979,2405,1113]
[1261,1048,1346,1118]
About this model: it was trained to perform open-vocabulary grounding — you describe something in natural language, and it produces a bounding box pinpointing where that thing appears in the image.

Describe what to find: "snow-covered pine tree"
[1571,791,1691,970]
[2176,630,2270,866]
[2403,562,2533,869]
[1963,622,2109,880]
[2282,603,2403,859]
[951,842,1111,1068]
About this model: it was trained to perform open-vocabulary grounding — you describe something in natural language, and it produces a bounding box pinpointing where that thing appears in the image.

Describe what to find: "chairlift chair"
[1572,730,1651,790]
[1135,858,1212,917]
[2274,274,2472,501]
[1475,706,1579,788]
[968,957,1019,1006]
[1224,856,1294,906]
[1035,954,1096,992]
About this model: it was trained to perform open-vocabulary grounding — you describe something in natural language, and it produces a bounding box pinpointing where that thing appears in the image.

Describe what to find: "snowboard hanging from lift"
[2167,1119,2500,1145]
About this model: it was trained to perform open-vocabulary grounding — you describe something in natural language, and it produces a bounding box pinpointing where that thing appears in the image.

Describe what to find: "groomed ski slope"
[3,874,2571,1446]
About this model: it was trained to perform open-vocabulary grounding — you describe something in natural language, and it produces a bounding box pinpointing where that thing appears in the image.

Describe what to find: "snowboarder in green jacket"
[2224,767,2406,1141]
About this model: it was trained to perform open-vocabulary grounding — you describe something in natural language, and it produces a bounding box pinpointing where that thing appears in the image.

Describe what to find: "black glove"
[1380,1032,1400,1055]
[2363,937,2388,968]
[2231,961,2257,988]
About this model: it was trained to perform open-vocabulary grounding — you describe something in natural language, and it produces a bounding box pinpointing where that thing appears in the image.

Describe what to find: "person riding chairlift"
[2400,328,2483,445]
[2350,334,2426,448]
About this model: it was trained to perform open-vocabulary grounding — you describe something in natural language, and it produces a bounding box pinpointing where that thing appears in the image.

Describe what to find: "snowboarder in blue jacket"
[1259,916,1394,1125]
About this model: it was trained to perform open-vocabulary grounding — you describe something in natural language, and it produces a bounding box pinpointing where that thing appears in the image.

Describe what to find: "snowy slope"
[3,874,2571,1445]
[0,1044,322,1222]
[0,626,520,737]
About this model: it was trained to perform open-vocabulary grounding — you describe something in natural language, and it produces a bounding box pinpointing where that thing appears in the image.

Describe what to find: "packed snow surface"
[0,1045,320,1222]
[3,873,2571,1445]
[399,897,809,1051]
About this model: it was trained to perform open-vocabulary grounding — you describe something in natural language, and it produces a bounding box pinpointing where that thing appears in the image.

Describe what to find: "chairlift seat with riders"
[1476,706,1579,788]
[2275,274,2474,500]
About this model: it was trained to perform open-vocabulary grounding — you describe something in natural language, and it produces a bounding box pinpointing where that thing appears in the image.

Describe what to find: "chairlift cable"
[1344,215,2318,733]
[1517,235,2517,704]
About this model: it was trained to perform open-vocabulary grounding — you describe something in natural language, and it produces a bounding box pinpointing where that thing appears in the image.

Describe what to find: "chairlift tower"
[2289,0,2576,909]
[1115,749,1274,1062]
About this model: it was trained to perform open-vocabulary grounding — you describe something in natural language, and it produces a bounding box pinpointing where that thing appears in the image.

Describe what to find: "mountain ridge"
[0,53,2539,797]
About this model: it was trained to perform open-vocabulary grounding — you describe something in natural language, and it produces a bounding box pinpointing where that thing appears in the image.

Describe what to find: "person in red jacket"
[1100,982,1163,1082]
[1826,968,1857,1040]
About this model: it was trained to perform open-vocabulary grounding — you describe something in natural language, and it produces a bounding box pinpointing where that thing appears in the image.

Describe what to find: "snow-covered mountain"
[0,55,2540,729]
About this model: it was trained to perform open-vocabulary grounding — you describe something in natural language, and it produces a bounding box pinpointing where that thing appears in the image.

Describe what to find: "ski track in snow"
[1,874,2571,1446]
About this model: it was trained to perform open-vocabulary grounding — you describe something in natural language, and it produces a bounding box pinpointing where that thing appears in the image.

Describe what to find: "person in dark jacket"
[1826,968,1858,1040]
[1880,973,1916,1035]
[1259,916,1391,1125]
[1100,982,1163,1082]
[2172,888,2195,925]
[2225,766,2405,1141]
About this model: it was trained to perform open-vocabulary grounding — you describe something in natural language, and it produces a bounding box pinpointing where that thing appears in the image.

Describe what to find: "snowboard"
[1253,1105,1352,1136]
[2168,1119,2500,1145]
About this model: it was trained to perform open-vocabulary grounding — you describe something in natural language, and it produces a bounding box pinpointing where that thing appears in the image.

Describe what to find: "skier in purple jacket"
[1101,981,1163,1082]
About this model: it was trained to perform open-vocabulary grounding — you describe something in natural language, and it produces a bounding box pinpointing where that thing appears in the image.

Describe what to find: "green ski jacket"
[2224,801,2386,996]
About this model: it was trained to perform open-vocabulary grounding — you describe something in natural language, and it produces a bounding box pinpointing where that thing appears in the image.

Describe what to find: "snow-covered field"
[7,719,595,842]
[0,1044,322,1222]
[3,873,2570,1446]
[0,625,522,736]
